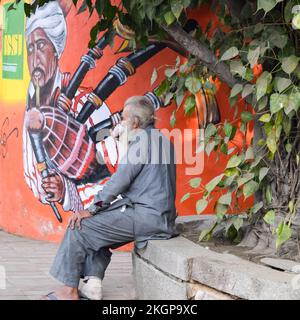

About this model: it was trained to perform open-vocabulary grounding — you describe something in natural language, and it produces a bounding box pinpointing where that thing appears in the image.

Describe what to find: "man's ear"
[132,117,140,129]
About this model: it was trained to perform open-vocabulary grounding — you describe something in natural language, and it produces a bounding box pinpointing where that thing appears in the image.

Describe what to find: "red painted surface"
[0,3,254,251]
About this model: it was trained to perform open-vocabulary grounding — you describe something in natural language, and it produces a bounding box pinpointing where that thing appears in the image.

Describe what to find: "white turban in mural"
[25,1,67,58]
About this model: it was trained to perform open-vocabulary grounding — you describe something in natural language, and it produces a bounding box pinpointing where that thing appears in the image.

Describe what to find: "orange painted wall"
[0,1,253,251]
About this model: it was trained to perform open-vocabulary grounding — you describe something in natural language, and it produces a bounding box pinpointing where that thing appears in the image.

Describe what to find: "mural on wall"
[0,115,19,159]
[2,2,24,79]
[0,6,3,53]
[22,0,221,223]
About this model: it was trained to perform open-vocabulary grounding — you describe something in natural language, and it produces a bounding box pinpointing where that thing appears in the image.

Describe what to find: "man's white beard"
[111,121,136,146]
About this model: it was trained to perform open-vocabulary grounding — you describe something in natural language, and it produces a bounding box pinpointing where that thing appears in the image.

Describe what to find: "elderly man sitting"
[44,96,179,300]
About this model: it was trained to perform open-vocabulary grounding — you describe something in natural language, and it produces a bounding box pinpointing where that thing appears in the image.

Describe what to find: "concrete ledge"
[133,215,300,300]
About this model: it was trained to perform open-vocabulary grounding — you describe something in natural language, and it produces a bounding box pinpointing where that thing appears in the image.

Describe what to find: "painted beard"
[31,67,46,87]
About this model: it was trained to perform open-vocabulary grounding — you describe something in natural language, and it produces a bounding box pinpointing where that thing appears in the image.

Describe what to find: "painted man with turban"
[23,1,119,215]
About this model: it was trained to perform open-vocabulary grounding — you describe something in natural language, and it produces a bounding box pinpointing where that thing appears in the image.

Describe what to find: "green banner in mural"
[2,1,24,80]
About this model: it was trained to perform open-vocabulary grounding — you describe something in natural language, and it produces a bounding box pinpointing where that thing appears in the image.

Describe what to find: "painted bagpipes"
[29,19,220,222]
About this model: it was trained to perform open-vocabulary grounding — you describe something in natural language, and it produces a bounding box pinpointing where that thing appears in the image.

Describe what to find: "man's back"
[124,125,176,214]
[121,125,178,248]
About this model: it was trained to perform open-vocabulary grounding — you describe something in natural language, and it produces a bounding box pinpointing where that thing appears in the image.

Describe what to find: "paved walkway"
[0,230,136,300]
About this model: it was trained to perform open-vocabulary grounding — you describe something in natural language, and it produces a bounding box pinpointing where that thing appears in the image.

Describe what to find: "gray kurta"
[49,125,179,287]
[89,124,179,249]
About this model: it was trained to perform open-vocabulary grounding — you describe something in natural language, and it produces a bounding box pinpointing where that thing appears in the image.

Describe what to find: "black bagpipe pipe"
[75,19,199,125]
[28,131,63,223]
[75,43,165,124]
[56,18,137,112]
[56,29,112,112]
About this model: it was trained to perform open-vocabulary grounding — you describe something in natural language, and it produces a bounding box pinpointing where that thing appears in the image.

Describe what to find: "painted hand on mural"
[41,172,65,203]
[25,108,44,131]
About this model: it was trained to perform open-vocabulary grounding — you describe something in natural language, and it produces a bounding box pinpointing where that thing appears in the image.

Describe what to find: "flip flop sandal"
[44,292,59,300]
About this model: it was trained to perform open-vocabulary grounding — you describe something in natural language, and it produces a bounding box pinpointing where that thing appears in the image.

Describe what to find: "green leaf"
[184,95,195,115]
[205,123,217,139]
[270,94,289,114]
[205,174,224,193]
[164,11,176,25]
[151,68,158,86]
[237,173,255,187]
[180,193,190,203]
[285,143,292,153]
[220,143,228,155]
[171,0,184,19]
[259,113,271,122]
[189,177,201,188]
[263,210,275,225]
[233,217,244,232]
[266,127,277,153]
[241,111,254,123]
[224,123,233,137]
[288,90,300,112]
[220,47,239,61]
[175,89,184,107]
[215,203,228,219]
[259,167,269,181]
[165,68,177,78]
[243,180,259,199]
[218,192,232,205]
[164,92,173,106]
[265,184,272,204]
[247,47,260,68]
[230,60,246,78]
[154,79,169,97]
[230,84,243,98]
[257,96,268,111]
[170,111,176,128]
[257,0,283,14]
[274,77,292,93]
[198,229,211,241]
[288,200,295,214]
[284,0,298,22]
[196,199,208,214]
[245,147,255,160]
[269,29,288,49]
[292,13,300,29]
[276,220,292,249]
[226,155,242,169]
[185,76,201,94]
[244,68,254,82]
[242,84,254,99]
[224,168,239,177]
[252,201,263,214]
[282,55,300,74]
[256,72,271,101]
[205,141,216,156]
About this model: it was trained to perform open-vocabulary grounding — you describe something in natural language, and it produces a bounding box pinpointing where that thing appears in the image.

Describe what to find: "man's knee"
[64,225,85,243]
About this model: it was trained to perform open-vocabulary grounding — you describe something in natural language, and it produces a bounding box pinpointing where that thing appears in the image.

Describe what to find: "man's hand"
[68,210,92,230]
[42,173,64,202]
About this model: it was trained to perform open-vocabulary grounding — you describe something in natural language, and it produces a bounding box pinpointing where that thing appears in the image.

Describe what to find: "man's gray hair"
[124,96,155,129]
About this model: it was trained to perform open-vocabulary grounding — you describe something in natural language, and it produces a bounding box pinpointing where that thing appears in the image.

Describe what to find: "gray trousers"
[49,206,135,288]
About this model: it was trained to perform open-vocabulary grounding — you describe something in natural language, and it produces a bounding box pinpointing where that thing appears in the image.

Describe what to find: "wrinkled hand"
[68,210,92,230]
[42,173,64,202]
